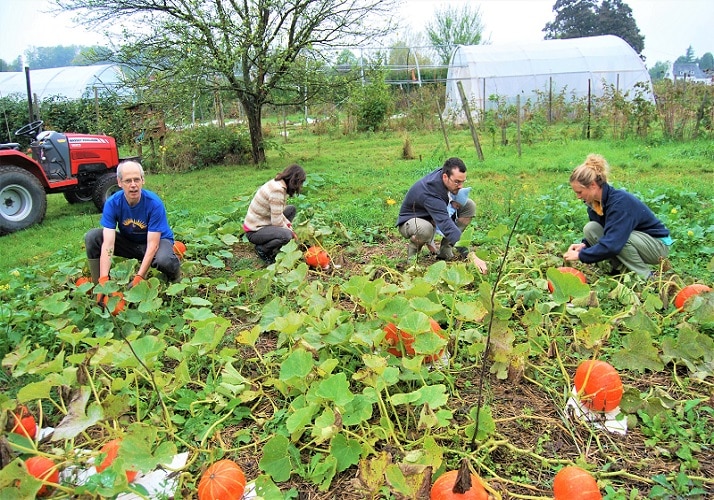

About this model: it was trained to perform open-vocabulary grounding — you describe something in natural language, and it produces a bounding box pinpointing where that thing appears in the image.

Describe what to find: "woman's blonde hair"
[569,154,610,187]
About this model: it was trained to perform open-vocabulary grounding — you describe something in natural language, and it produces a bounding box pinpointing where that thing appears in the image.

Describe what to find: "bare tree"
[55,0,397,164]
[425,4,486,65]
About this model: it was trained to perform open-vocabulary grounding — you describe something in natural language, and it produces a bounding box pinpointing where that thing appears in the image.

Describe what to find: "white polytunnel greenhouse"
[444,35,654,123]
[0,64,127,100]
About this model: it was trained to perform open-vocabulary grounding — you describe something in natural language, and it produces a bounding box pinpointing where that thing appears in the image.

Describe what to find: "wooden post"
[436,98,450,151]
[516,94,522,158]
[548,76,553,124]
[456,81,484,161]
[587,79,592,140]
[94,87,100,134]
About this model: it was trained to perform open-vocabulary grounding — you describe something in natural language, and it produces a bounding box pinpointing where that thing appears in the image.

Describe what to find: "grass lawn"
[2,128,712,278]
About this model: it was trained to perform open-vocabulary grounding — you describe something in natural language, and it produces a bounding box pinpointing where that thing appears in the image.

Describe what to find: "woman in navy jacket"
[563,154,672,278]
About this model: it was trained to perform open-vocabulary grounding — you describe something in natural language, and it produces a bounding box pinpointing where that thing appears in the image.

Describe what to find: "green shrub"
[346,73,393,133]
[163,125,252,172]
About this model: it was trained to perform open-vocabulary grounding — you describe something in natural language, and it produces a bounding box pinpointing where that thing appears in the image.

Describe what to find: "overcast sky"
[1,0,712,67]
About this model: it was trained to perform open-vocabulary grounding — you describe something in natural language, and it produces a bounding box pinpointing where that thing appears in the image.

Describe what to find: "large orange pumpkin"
[75,276,91,288]
[548,266,587,293]
[384,318,445,363]
[673,283,711,310]
[553,466,602,500]
[173,240,187,260]
[102,291,126,316]
[197,459,246,500]
[573,360,623,412]
[25,456,60,497]
[96,438,138,482]
[11,405,37,439]
[430,469,489,500]
[304,246,330,269]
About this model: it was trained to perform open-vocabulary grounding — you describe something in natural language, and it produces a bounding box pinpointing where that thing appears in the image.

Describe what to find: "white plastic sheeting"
[0,64,126,100]
[444,35,653,123]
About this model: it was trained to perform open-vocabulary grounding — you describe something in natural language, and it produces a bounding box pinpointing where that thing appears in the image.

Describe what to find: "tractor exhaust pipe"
[25,66,35,122]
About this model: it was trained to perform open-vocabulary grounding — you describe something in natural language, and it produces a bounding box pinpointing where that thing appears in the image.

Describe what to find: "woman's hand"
[468,252,488,275]
[563,243,585,262]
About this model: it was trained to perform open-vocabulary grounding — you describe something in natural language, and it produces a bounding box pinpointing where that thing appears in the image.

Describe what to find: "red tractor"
[0,120,128,235]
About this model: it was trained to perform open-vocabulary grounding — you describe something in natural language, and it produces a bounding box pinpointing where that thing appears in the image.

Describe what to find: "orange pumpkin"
[673,283,711,310]
[11,405,37,439]
[384,319,445,363]
[430,469,489,500]
[573,360,623,412]
[96,438,138,482]
[173,240,187,260]
[25,456,60,497]
[304,246,330,269]
[102,292,126,316]
[553,466,602,500]
[198,459,246,500]
[75,276,91,287]
[548,266,587,293]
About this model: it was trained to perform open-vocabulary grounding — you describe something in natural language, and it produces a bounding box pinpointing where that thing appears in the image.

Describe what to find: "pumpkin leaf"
[610,330,664,373]
[329,434,362,472]
[280,348,315,382]
[466,405,496,441]
[315,372,354,407]
[51,387,104,441]
[355,452,392,497]
[259,434,293,482]
[385,462,431,497]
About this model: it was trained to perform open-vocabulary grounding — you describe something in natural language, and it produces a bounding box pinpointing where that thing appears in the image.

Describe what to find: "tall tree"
[648,61,669,82]
[426,4,486,65]
[58,0,397,164]
[24,45,84,69]
[544,0,599,40]
[544,0,644,55]
[596,0,643,54]
[0,58,22,72]
[699,52,714,72]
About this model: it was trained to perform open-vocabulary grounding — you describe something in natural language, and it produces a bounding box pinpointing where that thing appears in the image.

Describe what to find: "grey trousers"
[85,228,181,280]
[399,199,476,259]
[245,205,296,258]
[583,221,669,278]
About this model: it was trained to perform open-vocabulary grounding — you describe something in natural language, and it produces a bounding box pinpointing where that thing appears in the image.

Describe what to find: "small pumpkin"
[102,291,126,316]
[173,240,187,260]
[673,283,711,310]
[75,276,91,287]
[197,459,246,500]
[548,266,587,293]
[10,405,37,439]
[384,319,445,363]
[573,360,623,412]
[553,466,602,500]
[25,456,60,497]
[304,246,330,269]
[430,469,489,500]
[96,438,138,482]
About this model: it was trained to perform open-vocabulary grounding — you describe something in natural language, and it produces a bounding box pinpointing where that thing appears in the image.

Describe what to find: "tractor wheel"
[0,166,47,235]
[93,172,120,212]
[64,188,94,204]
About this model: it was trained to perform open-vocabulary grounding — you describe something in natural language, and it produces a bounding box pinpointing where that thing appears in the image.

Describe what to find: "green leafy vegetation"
[1,127,713,498]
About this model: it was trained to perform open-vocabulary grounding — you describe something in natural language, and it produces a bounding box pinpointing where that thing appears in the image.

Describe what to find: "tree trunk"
[242,98,266,164]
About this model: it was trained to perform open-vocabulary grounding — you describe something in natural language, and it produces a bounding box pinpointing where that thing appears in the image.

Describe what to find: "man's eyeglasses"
[448,177,465,187]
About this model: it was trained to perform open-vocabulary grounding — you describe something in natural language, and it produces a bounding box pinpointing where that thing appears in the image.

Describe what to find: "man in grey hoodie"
[396,157,487,273]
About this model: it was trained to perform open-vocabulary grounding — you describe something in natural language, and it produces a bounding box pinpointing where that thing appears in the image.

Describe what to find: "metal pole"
[24,66,33,122]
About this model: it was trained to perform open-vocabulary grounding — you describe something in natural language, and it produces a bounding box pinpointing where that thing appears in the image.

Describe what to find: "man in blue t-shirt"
[85,160,181,289]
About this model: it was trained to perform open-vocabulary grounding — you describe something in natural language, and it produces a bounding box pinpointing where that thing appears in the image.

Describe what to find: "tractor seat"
[0,143,21,151]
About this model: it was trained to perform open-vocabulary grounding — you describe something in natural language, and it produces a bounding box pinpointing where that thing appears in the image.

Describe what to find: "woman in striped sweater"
[243,164,306,264]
